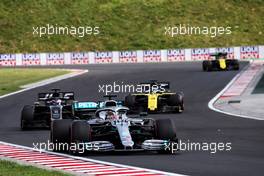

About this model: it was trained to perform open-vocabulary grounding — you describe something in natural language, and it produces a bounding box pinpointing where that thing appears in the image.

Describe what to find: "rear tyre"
[233,60,239,70]
[125,94,141,113]
[202,61,208,71]
[155,119,178,154]
[124,94,136,107]
[70,120,91,155]
[206,61,213,71]
[21,105,34,130]
[168,93,184,113]
[51,119,72,152]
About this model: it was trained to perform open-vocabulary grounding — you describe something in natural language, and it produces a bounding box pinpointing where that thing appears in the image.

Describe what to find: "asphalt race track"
[1,62,264,176]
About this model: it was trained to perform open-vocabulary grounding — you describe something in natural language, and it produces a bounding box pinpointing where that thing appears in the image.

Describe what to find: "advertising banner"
[143,50,161,62]
[167,49,185,62]
[47,53,65,65]
[240,46,259,59]
[119,51,137,63]
[216,47,235,59]
[191,48,210,61]
[95,52,113,63]
[0,54,16,66]
[22,53,41,65]
[71,52,89,64]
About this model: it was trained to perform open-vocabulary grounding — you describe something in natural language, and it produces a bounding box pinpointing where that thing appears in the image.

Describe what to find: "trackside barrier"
[0,45,263,66]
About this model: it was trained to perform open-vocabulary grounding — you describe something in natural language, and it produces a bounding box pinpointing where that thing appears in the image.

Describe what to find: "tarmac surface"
[0,62,264,176]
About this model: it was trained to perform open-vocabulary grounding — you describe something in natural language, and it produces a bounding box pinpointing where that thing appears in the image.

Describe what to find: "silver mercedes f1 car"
[50,101,178,154]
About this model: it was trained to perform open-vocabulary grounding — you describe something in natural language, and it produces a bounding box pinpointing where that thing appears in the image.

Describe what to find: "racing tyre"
[202,61,208,71]
[207,61,213,71]
[203,61,212,71]
[168,93,184,113]
[51,119,72,151]
[124,94,136,107]
[155,119,178,154]
[21,105,34,130]
[233,60,239,70]
[125,94,142,113]
[70,120,91,155]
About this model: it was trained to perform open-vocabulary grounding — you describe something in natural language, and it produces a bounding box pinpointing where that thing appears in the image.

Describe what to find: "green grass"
[0,160,70,176]
[0,0,263,53]
[253,73,264,94]
[0,68,69,95]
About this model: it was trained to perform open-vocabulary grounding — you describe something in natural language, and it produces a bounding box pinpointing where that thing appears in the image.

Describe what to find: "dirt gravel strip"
[0,141,184,176]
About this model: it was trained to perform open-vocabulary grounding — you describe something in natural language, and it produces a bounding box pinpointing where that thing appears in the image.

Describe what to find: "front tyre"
[21,105,34,130]
[50,119,72,152]
[70,120,91,155]
[155,119,178,154]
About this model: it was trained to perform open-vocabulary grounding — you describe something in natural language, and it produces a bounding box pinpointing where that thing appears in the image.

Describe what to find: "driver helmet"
[106,111,116,120]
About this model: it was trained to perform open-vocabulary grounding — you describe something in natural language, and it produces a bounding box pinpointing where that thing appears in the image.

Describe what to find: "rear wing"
[210,52,227,59]
[38,92,74,101]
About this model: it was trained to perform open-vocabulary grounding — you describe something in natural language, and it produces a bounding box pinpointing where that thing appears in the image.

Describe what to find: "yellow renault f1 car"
[124,81,184,113]
[202,53,239,71]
